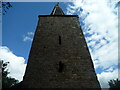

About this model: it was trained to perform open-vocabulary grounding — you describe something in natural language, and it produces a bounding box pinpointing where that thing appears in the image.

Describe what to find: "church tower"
[22,3,101,88]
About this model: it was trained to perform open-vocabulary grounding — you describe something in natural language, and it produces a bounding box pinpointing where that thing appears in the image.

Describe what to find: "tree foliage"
[108,78,120,89]
[2,60,19,88]
[0,2,12,15]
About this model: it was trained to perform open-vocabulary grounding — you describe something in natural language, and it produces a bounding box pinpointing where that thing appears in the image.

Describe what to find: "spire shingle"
[51,3,65,15]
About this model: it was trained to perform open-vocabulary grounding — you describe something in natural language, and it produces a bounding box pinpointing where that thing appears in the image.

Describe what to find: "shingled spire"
[51,2,65,15]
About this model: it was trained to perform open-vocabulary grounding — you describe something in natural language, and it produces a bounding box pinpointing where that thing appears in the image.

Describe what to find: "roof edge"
[38,15,79,17]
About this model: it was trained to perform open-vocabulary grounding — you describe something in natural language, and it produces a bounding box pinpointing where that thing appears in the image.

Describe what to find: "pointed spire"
[51,2,65,15]
[56,2,59,6]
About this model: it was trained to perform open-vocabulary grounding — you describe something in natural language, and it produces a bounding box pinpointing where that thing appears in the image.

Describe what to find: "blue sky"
[1,0,119,88]
[3,2,68,62]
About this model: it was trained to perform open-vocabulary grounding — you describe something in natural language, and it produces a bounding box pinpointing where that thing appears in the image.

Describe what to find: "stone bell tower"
[22,3,101,88]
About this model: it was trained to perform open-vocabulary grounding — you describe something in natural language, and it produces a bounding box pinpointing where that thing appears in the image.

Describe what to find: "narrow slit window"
[58,61,64,72]
[59,36,61,45]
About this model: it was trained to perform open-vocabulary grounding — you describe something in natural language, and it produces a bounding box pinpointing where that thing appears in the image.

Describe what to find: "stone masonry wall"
[22,15,101,88]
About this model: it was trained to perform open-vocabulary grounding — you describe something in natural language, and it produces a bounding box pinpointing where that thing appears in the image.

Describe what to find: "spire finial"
[56,2,59,6]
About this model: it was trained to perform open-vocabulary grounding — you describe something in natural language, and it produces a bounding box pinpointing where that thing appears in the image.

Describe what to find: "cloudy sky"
[0,0,119,88]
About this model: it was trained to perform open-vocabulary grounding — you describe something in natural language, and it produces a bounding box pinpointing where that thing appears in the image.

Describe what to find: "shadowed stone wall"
[22,15,100,88]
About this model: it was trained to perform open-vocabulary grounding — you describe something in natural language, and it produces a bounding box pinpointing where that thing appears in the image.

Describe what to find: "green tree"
[108,78,120,89]
[2,60,19,88]
[0,2,12,15]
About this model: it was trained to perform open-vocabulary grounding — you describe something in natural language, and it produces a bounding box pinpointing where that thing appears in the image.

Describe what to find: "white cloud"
[66,0,119,88]
[93,41,118,69]
[97,68,118,88]
[0,46,26,81]
[87,40,96,47]
[23,36,33,42]
[23,32,34,42]
[27,32,34,36]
